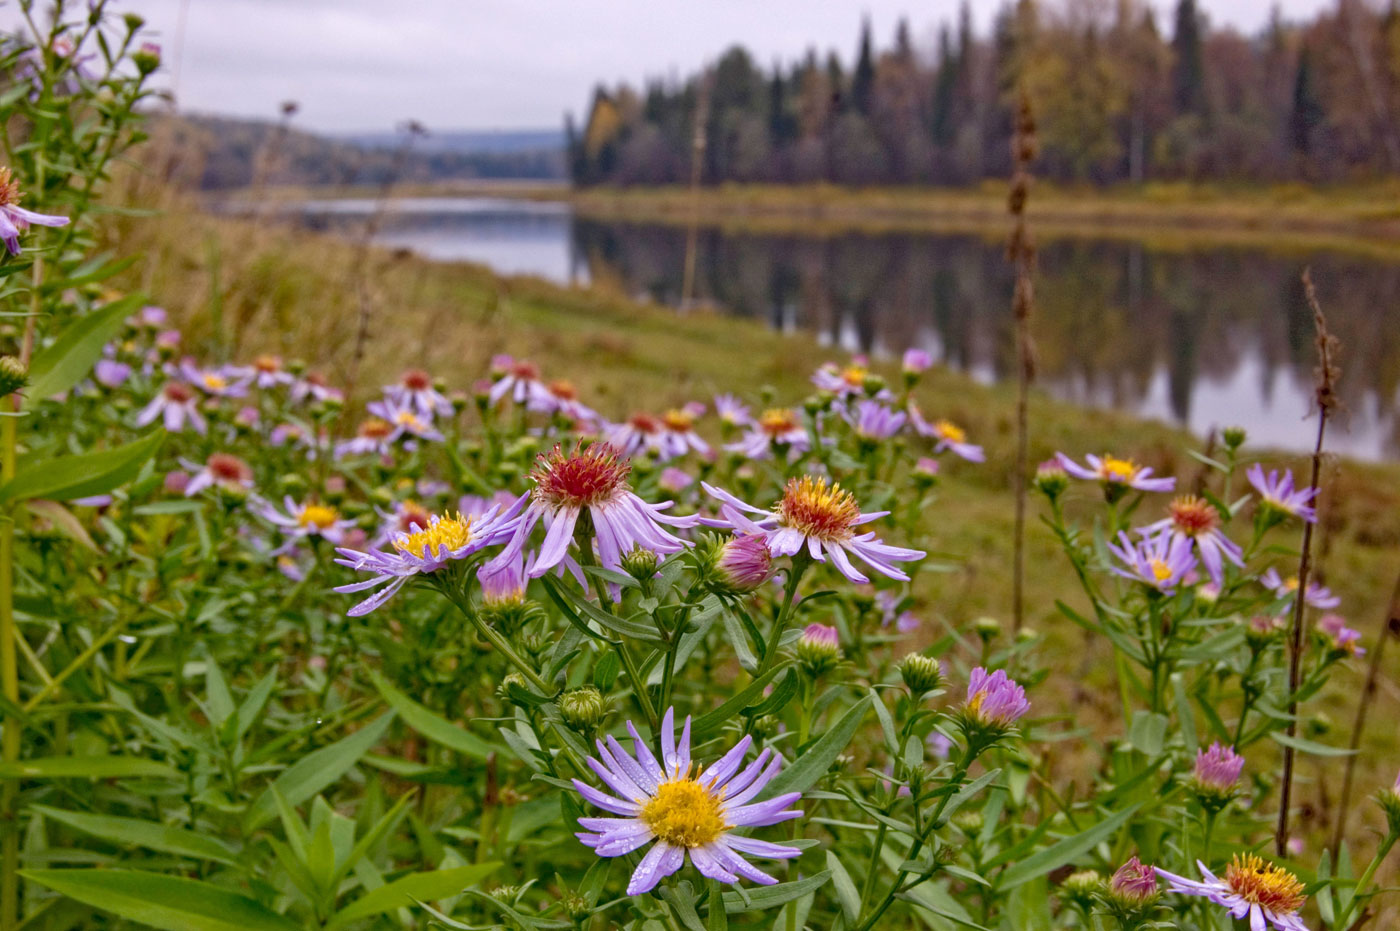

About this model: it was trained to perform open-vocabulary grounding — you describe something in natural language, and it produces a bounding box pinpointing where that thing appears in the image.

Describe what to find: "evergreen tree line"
[567,0,1400,187]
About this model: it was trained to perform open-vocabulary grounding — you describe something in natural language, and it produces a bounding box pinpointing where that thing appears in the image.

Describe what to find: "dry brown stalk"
[1008,91,1038,634]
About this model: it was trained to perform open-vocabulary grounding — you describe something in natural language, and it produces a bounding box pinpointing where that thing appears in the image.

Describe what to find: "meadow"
[1,4,1399,930]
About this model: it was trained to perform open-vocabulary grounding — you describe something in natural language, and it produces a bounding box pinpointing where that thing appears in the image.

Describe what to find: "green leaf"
[690,666,784,739]
[1127,711,1168,757]
[1269,731,1356,757]
[720,871,830,913]
[758,696,871,800]
[825,850,861,924]
[20,869,299,931]
[368,670,496,761]
[998,803,1142,889]
[33,806,240,865]
[933,768,1002,828]
[245,712,395,830]
[24,293,144,407]
[0,430,163,504]
[0,755,176,780]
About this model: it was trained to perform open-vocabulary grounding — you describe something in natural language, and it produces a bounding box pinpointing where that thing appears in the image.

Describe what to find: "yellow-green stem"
[1,403,18,928]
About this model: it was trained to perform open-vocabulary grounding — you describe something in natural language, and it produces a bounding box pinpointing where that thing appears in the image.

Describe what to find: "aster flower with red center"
[489,356,545,405]
[488,443,699,581]
[607,413,667,459]
[1247,464,1317,523]
[659,406,710,459]
[1316,613,1365,656]
[1107,529,1196,594]
[291,371,343,405]
[702,477,924,584]
[848,399,906,441]
[528,378,599,425]
[1261,568,1340,609]
[388,368,452,418]
[182,453,254,496]
[725,408,809,461]
[910,405,984,462]
[0,167,68,255]
[572,707,802,895]
[369,498,434,548]
[1157,855,1308,931]
[1140,494,1243,585]
[1057,452,1175,493]
[136,382,206,434]
[334,417,398,459]
[256,497,357,555]
[333,501,524,616]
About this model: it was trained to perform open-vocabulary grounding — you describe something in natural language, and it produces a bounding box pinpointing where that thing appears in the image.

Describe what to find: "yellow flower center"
[1283,576,1300,591]
[640,778,728,848]
[662,409,694,432]
[202,374,227,391]
[1101,456,1139,483]
[298,505,338,530]
[841,365,867,387]
[1224,855,1305,914]
[935,420,966,443]
[395,410,424,429]
[760,408,799,436]
[393,512,474,559]
[1150,558,1173,583]
[776,476,861,542]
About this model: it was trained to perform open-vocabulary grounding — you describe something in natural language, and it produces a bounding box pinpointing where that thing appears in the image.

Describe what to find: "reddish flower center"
[163,382,195,403]
[306,371,329,387]
[510,360,540,380]
[358,417,393,439]
[0,169,19,207]
[759,408,799,437]
[776,476,861,542]
[662,409,694,432]
[401,368,432,390]
[628,413,661,434]
[1224,855,1304,914]
[254,354,281,373]
[1169,495,1219,536]
[548,379,577,400]
[206,453,250,482]
[532,444,631,509]
[396,501,431,533]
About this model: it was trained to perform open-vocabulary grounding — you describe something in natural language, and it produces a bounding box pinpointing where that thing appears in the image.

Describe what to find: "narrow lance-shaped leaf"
[0,429,163,504]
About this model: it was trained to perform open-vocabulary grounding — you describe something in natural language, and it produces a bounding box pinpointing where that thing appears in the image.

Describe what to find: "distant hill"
[338,128,564,155]
[161,114,565,190]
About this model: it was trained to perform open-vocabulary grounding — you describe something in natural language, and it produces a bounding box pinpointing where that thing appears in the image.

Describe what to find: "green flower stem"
[757,554,809,676]
[443,588,552,696]
[1338,833,1397,928]
[0,404,16,930]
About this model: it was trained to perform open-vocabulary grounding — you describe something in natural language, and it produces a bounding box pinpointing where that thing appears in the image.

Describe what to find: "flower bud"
[1222,426,1247,450]
[804,392,832,416]
[1106,856,1159,913]
[0,356,27,397]
[796,623,841,677]
[621,545,660,582]
[711,533,773,594]
[900,653,943,697]
[1033,458,1069,500]
[132,42,161,75]
[1059,870,1103,910]
[1192,742,1244,811]
[861,373,887,396]
[973,616,1001,642]
[912,456,940,489]
[1246,614,1286,650]
[951,811,983,834]
[1377,770,1400,838]
[559,687,606,735]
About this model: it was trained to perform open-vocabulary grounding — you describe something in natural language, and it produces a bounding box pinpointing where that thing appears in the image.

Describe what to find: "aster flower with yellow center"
[658,404,710,458]
[0,166,68,256]
[486,443,698,584]
[527,378,600,426]
[255,496,358,556]
[1057,452,1175,493]
[1261,568,1340,609]
[573,708,802,895]
[1140,494,1243,585]
[1156,855,1308,931]
[811,360,874,396]
[725,407,809,460]
[334,417,397,459]
[702,476,924,584]
[1247,464,1318,523]
[1106,529,1196,594]
[909,403,986,462]
[606,413,668,459]
[179,360,249,398]
[333,500,524,617]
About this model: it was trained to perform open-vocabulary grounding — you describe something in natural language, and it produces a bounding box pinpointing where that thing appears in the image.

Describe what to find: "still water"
[295,197,1400,462]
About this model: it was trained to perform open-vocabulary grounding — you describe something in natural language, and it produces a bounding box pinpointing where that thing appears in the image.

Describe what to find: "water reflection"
[293,198,1400,460]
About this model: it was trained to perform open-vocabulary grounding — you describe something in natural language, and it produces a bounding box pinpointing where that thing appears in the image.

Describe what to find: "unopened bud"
[559,687,606,734]
[796,623,841,677]
[974,616,1001,642]
[0,356,28,397]
[1222,426,1247,450]
[621,545,660,582]
[900,654,943,696]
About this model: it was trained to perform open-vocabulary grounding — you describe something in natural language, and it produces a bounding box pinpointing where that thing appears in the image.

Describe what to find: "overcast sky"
[8,0,1336,133]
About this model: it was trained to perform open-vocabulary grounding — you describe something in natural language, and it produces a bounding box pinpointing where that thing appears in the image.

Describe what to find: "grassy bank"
[104,193,1400,851]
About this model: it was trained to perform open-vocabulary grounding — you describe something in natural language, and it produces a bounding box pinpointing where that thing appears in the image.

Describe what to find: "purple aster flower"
[233,354,294,389]
[1317,614,1365,656]
[93,358,131,389]
[1247,464,1317,523]
[702,477,924,585]
[725,408,808,461]
[489,356,545,405]
[365,397,444,445]
[387,368,453,418]
[182,453,254,496]
[1057,452,1175,492]
[712,533,774,593]
[1193,742,1245,796]
[527,378,600,426]
[1110,856,1159,905]
[255,496,357,555]
[713,393,752,428]
[333,501,523,616]
[1156,856,1307,931]
[927,731,953,760]
[487,443,698,581]
[479,551,527,606]
[659,407,710,459]
[658,467,693,494]
[902,348,932,373]
[606,413,668,459]
[910,406,984,462]
[848,399,906,441]
[0,168,68,255]
[812,360,876,397]
[334,417,398,459]
[875,590,919,633]
[179,360,249,398]
[1140,495,1243,585]
[136,382,206,434]
[962,666,1030,729]
[134,305,168,328]
[290,371,343,405]
[572,707,803,895]
[1107,529,1196,593]
[1261,568,1340,609]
